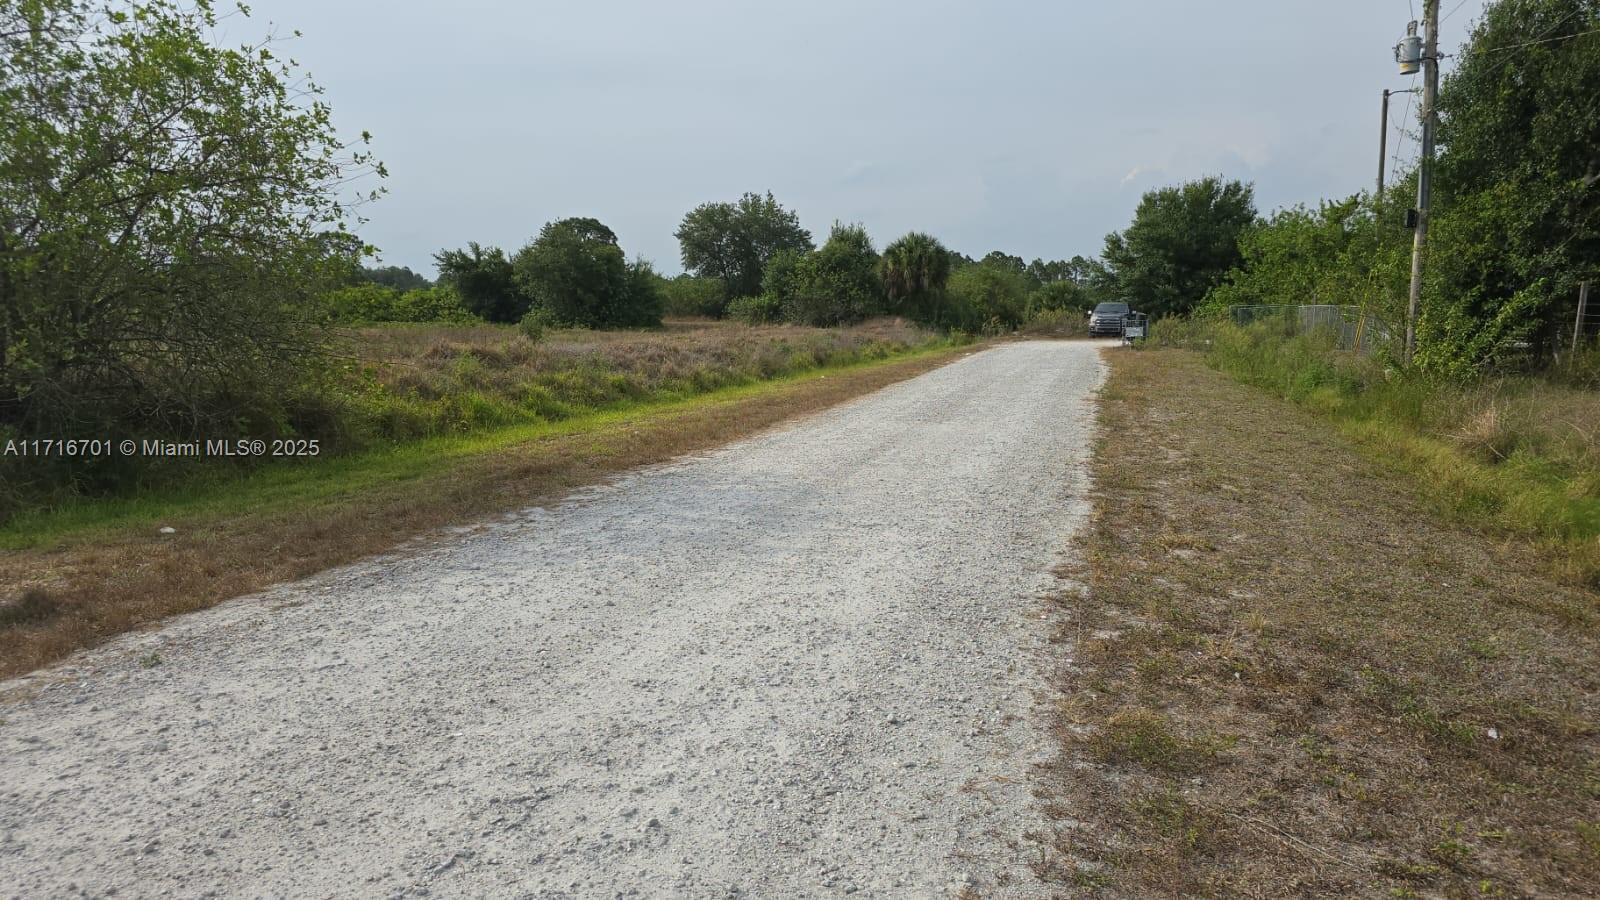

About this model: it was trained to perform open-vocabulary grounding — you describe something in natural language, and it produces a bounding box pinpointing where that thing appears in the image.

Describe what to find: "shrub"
[324,284,478,324]
[777,224,885,327]
[618,259,667,328]
[512,218,662,329]
[518,308,554,343]
[661,275,726,318]
[1019,308,1087,337]
[0,0,368,445]
[434,243,528,323]
[726,295,783,324]
[389,287,479,324]
[946,263,1029,332]
[1027,280,1094,315]
[324,284,399,323]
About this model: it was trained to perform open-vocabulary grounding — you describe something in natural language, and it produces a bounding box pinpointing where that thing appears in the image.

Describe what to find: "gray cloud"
[239,0,1490,274]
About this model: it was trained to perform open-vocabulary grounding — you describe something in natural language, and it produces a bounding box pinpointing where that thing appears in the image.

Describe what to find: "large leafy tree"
[1417,0,1600,369]
[512,217,660,328]
[434,242,525,323]
[0,0,381,437]
[779,223,883,326]
[675,191,812,305]
[1204,196,1400,316]
[880,232,952,323]
[1102,176,1257,317]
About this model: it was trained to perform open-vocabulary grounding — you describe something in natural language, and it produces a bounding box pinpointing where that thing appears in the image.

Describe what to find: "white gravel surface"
[1,340,1105,898]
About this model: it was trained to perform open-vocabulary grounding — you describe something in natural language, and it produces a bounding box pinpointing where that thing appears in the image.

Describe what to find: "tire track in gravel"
[0,340,1106,898]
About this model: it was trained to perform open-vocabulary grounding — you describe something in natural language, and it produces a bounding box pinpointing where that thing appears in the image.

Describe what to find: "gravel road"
[1,340,1105,898]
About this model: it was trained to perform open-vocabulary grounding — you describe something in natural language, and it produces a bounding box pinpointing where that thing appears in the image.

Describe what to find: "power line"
[1390,74,1419,178]
[1468,8,1594,83]
[1441,0,1473,24]
[1485,25,1600,52]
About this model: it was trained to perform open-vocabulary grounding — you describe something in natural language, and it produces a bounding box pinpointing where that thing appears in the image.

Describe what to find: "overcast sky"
[235,1,1491,276]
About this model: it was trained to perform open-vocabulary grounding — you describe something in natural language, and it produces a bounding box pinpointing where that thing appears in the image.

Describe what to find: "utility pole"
[1404,0,1440,365]
[1378,89,1390,197]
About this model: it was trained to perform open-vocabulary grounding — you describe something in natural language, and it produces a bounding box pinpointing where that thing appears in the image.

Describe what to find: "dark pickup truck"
[1088,301,1133,337]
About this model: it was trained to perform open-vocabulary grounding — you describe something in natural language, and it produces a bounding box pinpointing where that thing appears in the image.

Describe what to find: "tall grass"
[2,319,951,522]
[1157,321,1600,585]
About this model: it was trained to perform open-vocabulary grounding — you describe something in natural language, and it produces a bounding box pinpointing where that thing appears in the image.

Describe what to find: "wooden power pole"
[1378,89,1391,197]
[1404,0,1439,365]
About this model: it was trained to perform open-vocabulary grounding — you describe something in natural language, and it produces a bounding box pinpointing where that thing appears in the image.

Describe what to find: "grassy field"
[1038,349,1600,897]
[0,319,971,678]
[2,318,941,522]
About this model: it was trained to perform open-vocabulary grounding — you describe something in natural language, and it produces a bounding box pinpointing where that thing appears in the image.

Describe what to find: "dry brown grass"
[1037,349,1600,897]
[1439,380,1600,473]
[0,344,972,680]
[337,318,939,442]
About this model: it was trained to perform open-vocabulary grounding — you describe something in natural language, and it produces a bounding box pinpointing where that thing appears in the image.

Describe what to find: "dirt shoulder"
[1038,349,1600,897]
[0,345,973,680]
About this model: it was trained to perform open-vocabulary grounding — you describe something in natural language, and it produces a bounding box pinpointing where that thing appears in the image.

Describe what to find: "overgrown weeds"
[1152,320,1600,586]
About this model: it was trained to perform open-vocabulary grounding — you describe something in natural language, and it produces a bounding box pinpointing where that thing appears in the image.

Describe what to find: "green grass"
[1159,322,1600,585]
[2,341,956,550]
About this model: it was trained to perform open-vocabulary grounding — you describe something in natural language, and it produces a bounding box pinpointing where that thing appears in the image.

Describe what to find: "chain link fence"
[1228,304,1392,355]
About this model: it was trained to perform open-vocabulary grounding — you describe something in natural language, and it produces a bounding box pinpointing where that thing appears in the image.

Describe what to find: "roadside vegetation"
[1039,350,1599,897]
[1086,0,1600,584]
[4,318,950,526]
[1154,321,1600,586]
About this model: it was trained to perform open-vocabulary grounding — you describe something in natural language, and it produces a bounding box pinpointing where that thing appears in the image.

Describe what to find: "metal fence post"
[1575,281,1591,353]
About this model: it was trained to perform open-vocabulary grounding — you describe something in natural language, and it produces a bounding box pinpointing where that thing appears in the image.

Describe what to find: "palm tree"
[879,232,952,322]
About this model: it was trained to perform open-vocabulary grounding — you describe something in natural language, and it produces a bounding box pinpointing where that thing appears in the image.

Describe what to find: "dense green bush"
[518,308,553,343]
[434,243,528,323]
[324,284,479,324]
[620,258,667,327]
[726,295,783,324]
[947,262,1030,333]
[779,224,885,326]
[512,218,662,329]
[661,275,727,318]
[1198,0,1600,375]
[758,249,806,315]
[1027,280,1096,315]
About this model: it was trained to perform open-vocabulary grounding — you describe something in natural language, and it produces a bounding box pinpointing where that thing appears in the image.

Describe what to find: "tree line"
[389,190,1117,335]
